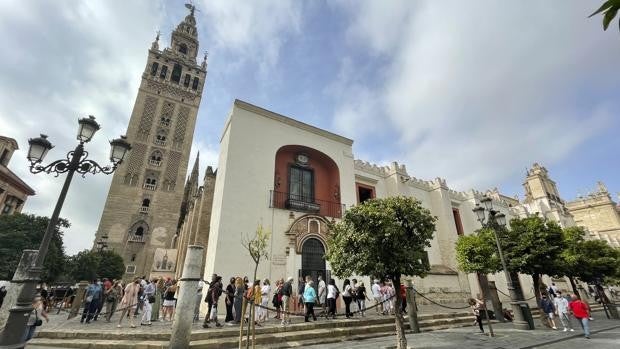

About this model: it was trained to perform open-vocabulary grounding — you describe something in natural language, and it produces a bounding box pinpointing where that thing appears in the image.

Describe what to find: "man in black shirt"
[281,277,293,325]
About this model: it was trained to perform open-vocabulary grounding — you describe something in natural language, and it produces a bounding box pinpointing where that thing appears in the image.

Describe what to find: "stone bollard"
[488,281,505,322]
[68,281,88,320]
[404,279,420,334]
[169,245,204,349]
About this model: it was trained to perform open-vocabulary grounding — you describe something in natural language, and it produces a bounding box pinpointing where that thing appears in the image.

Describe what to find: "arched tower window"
[192,77,199,90]
[128,221,149,243]
[149,150,163,166]
[144,176,157,190]
[179,43,188,54]
[184,74,191,87]
[155,130,167,145]
[142,198,150,207]
[150,62,159,76]
[171,64,182,83]
[159,65,168,79]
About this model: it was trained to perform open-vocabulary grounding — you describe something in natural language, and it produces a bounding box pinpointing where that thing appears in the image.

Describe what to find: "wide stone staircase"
[30,305,604,349]
[29,311,476,349]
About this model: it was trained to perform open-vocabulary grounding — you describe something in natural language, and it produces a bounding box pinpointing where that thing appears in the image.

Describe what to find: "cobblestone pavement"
[300,312,620,349]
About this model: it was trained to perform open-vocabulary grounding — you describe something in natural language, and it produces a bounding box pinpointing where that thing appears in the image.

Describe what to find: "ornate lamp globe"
[109,135,132,165]
[77,115,101,143]
[27,134,54,163]
[472,204,486,223]
[495,212,507,227]
[480,196,493,211]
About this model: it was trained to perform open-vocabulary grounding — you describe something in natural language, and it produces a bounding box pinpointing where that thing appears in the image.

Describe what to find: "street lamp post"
[0,116,130,348]
[473,196,533,330]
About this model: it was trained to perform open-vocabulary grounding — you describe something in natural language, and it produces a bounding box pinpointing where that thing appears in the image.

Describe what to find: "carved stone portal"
[285,214,330,253]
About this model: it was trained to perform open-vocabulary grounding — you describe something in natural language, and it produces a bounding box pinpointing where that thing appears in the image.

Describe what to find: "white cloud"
[0,0,302,254]
[331,0,619,191]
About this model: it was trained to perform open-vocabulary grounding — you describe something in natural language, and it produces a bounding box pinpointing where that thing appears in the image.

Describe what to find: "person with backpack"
[203,274,218,325]
[539,294,557,329]
[342,279,353,318]
[356,282,369,317]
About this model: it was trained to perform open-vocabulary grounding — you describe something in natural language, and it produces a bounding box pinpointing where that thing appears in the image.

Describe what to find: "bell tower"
[94,5,207,279]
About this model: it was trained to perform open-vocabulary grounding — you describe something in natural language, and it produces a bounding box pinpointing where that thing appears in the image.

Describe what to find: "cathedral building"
[566,182,620,247]
[94,7,207,279]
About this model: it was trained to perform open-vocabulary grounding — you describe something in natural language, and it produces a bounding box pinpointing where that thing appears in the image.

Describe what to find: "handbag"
[34,310,43,326]
[86,295,93,303]
[148,295,156,303]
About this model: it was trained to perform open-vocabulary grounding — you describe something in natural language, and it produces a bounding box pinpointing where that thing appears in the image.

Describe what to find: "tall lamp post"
[473,196,533,330]
[0,116,131,348]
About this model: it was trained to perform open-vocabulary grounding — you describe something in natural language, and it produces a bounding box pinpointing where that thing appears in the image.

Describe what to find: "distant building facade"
[0,136,35,215]
[566,182,620,247]
[93,8,207,279]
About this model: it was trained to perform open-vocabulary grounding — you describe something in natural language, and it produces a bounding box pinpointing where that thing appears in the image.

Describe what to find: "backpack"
[334,286,340,299]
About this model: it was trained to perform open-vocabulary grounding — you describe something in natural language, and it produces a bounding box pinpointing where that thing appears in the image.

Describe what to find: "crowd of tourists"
[468,283,594,339]
[17,276,604,343]
[199,274,405,327]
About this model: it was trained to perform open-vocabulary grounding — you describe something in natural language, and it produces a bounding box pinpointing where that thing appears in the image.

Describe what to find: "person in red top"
[400,284,407,314]
[568,294,591,339]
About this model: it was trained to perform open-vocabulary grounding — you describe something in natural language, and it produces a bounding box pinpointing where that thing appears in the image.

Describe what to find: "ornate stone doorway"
[300,238,326,288]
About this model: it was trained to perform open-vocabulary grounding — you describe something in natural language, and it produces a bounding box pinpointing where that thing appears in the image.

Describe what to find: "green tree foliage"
[589,0,620,31]
[68,249,125,281]
[0,213,68,283]
[455,228,501,274]
[325,196,436,349]
[500,216,565,299]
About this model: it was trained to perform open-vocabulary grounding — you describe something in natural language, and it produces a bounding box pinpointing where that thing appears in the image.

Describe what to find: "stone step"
[29,315,475,349]
[34,311,472,342]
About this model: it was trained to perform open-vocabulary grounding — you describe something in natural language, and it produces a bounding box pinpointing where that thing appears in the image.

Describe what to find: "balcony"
[149,159,161,167]
[139,206,149,214]
[154,139,166,146]
[143,183,157,191]
[269,190,344,218]
[128,234,146,243]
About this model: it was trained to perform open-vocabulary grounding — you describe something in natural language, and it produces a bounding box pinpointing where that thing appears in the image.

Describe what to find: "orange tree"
[326,196,436,349]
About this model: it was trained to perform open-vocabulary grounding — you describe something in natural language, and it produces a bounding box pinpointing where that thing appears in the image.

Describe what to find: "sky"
[0,0,618,255]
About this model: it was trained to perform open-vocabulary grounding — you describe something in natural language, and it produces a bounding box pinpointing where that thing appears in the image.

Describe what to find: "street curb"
[519,323,620,348]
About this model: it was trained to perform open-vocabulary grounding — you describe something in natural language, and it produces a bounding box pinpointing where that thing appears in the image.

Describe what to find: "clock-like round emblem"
[296,154,309,165]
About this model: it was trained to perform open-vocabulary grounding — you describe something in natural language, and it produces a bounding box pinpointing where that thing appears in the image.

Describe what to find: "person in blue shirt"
[81,279,102,324]
[303,280,317,322]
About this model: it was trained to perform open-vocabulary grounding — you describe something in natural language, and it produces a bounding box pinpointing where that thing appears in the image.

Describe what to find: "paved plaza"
[302,314,620,349]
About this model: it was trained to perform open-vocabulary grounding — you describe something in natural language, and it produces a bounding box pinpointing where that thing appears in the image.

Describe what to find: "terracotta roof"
[0,165,35,196]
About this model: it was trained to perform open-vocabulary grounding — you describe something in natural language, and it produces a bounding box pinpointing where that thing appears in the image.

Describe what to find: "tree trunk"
[531,274,547,328]
[392,275,408,349]
[247,262,259,349]
[476,273,494,337]
[568,277,580,299]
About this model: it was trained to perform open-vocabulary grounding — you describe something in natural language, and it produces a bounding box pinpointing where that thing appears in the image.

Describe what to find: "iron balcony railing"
[269,190,344,218]
[127,234,146,243]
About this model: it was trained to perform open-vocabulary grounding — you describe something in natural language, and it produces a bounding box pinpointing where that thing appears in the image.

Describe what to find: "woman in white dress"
[258,279,271,323]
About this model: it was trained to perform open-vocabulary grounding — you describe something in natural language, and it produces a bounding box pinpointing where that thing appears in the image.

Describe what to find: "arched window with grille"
[192,77,199,90]
[149,150,163,166]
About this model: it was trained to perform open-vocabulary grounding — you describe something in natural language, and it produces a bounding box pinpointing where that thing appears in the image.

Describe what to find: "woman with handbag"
[151,277,164,322]
[141,278,156,326]
[104,280,121,322]
[24,295,48,342]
